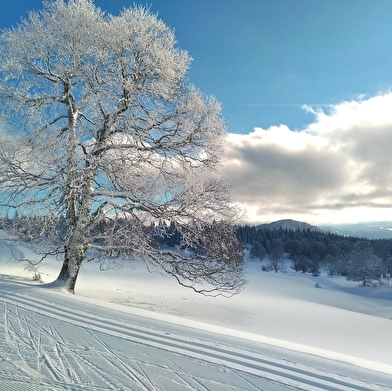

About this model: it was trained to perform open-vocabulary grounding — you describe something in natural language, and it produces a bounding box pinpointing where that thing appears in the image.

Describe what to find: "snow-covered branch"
[0,0,245,295]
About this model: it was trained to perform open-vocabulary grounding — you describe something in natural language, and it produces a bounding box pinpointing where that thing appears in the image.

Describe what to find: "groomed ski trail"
[0,280,391,391]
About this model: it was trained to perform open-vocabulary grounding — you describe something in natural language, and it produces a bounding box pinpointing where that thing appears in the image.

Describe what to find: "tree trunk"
[56,245,85,294]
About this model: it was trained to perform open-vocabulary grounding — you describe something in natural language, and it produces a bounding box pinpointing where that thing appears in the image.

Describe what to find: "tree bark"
[56,245,85,294]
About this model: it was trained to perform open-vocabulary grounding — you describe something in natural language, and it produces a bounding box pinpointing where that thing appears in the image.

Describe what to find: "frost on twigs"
[0,0,245,295]
[145,221,246,297]
[23,259,42,282]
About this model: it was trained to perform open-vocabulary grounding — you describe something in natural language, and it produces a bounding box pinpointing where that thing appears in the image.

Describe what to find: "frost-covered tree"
[250,241,265,261]
[347,241,382,286]
[372,239,392,285]
[323,254,339,277]
[0,0,245,295]
[265,239,285,273]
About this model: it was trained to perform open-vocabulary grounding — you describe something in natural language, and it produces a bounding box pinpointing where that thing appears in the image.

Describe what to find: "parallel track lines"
[0,290,387,391]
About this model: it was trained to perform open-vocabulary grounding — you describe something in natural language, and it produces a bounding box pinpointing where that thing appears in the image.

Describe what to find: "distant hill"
[321,221,392,239]
[256,219,392,239]
[257,219,324,233]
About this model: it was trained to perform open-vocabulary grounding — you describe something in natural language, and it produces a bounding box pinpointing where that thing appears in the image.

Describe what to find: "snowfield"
[1,240,392,390]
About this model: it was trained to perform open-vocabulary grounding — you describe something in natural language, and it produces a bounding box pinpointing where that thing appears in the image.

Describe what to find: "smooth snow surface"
[1,241,392,390]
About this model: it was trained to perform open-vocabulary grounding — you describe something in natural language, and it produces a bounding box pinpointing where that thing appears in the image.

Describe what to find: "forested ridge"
[121,218,392,285]
[146,220,392,285]
[236,224,392,285]
[2,214,391,286]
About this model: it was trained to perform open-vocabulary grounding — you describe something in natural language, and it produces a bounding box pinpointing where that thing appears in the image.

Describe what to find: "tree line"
[236,225,392,286]
[2,211,391,287]
[92,219,392,287]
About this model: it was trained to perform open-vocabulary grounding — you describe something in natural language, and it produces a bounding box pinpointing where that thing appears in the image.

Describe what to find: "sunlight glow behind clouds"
[222,93,392,225]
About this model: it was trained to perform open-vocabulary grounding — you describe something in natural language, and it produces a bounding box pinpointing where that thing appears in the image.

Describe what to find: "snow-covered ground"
[1,240,392,390]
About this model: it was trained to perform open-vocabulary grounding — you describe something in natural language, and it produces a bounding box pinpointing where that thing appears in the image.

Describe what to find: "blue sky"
[145,0,392,133]
[3,0,392,133]
[2,0,392,225]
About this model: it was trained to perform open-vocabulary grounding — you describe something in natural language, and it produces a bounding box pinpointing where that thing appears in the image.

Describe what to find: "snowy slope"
[1,240,392,390]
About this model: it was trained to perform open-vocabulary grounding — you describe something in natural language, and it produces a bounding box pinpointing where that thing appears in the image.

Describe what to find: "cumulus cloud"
[221,93,392,224]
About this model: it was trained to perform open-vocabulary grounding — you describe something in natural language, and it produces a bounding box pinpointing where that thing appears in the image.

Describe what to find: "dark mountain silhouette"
[257,219,324,233]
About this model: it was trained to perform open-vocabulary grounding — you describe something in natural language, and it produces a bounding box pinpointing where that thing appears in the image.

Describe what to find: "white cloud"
[221,93,392,225]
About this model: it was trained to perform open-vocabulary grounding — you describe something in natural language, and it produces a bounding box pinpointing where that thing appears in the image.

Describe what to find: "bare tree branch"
[0,0,245,295]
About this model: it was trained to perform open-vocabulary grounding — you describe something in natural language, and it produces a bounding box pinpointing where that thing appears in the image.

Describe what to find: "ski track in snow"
[1,282,392,391]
